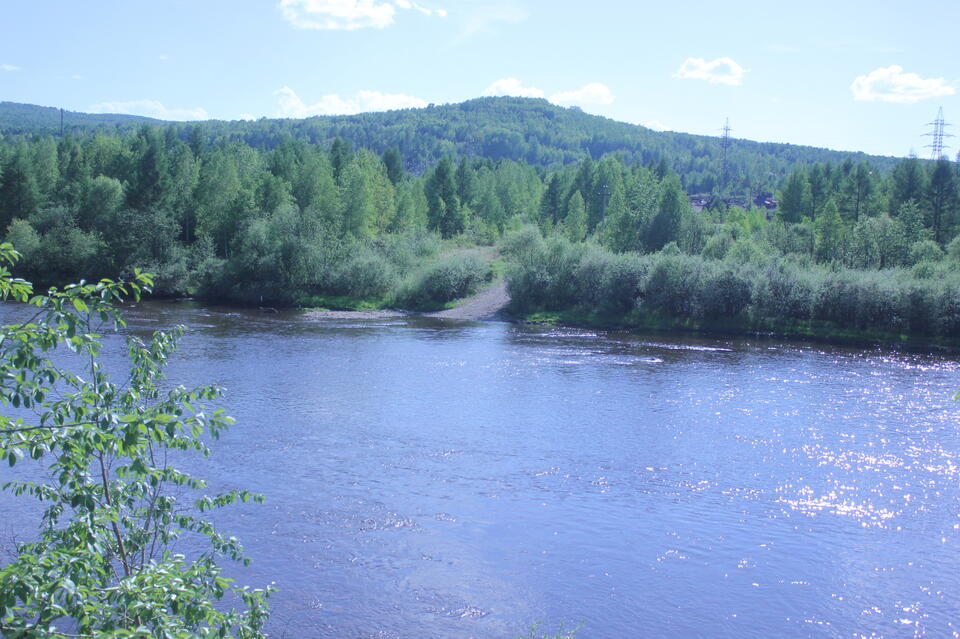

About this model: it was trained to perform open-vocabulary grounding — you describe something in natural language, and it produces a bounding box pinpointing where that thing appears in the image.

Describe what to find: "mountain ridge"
[0,97,901,194]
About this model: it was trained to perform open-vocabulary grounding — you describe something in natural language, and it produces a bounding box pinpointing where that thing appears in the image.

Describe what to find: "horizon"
[0,96,924,162]
[2,1,957,158]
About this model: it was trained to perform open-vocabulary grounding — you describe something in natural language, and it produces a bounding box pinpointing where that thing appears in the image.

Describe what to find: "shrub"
[396,253,491,308]
[333,250,397,299]
[701,230,734,260]
[0,245,272,638]
[641,252,703,317]
[597,253,648,314]
[500,225,543,262]
[908,239,944,265]
[699,263,752,319]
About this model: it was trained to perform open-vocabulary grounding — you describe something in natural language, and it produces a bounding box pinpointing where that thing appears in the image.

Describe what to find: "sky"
[1,0,958,158]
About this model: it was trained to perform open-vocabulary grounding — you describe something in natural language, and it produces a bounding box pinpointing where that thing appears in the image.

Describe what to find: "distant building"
[688,193,777,214]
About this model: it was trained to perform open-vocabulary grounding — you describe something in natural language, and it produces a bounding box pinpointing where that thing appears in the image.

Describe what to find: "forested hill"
[1,97,899,195]
[0,101,161,135]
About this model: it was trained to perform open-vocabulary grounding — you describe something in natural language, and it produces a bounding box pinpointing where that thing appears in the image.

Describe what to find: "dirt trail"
[302,280,511,322]
[425,279,511,321]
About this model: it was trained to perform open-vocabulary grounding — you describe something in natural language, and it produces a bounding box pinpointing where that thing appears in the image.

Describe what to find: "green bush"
[597,252,647,314]
[701,230,734,260]
[333,250,397,299]
[0,246,273,637]
[699,263,752,319]
[505,234,960,339]
[641,252,703,317]
[500,225,543,261]
[396,253,491,308]
[909,239,944,265]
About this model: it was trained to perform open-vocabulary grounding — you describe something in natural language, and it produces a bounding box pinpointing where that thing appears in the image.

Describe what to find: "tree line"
[505,153,960,341]
[2,121,959,339]
[1,97,900,197]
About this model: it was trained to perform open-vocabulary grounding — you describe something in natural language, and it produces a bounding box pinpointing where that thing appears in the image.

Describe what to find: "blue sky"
[1,0,958,158]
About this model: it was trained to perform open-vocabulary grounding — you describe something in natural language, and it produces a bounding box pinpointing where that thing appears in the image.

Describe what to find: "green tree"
[339,150,395,237]
[777,169,811,223]
[814,197,843,261]
[292,151,337,218]
[561,190,588,242]
[424,157,462,237]
[329,137,351,184]
[0,147,40,230]
[381,147,404,185]
[127,126,166,210]
[807,163,830,219]
[927,158,958,244]
[77,175,124,231]
[454,158,478,209]
[30,137,60,205]
[0,247,272,637]
[837,162,876,221]
[898,199,926,245]
[587,156,624,232]
[646,174,686,252]
[539,174,565,229]
[162,144,200,243]
[598,180,633,252]
[196,151,243,257]
[889,156,926,215]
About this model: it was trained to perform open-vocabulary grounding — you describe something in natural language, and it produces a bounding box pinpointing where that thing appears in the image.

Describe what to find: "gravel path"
[302,280,511,322]
[425,279,511,321]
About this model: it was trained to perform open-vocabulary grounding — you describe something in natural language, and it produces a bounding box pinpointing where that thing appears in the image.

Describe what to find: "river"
[2,301,959,638]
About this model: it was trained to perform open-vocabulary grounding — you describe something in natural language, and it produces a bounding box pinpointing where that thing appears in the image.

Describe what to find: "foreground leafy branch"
[0,243,272,638]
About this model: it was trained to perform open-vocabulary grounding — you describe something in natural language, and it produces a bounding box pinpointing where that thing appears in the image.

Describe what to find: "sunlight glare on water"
[2,301,959,638]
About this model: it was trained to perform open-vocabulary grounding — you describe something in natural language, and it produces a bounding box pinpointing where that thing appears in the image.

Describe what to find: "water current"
[1,301,958,638]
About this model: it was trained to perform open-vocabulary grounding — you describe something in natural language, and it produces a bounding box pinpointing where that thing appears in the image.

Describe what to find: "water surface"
[2,301,959,638]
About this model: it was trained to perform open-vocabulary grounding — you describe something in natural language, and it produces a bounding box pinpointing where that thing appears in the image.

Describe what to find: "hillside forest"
[1,101,959,341]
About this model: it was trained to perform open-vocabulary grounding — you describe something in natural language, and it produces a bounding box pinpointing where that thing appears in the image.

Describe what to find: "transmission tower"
[720,118,731,193]
[924,107,952,160]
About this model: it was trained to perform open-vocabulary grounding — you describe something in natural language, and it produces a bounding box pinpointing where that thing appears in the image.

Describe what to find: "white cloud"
[640,119,668,131]
[458,1,526,37]
[274,86,428,117]
[674,57,747,86]
[395,0,446,16]
[549,82,614,107]
[71,74,84,81]
[851,65,955,103]
[88,99,209,121]
[279,0,445,30]
[482,77,544,98]
[1,64,20,72]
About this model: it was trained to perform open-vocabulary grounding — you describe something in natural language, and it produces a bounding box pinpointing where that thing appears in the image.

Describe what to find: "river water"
[2,301,959,638]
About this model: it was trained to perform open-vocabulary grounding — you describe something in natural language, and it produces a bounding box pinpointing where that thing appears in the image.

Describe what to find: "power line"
[720,117,731,192]
[924,106,952,160]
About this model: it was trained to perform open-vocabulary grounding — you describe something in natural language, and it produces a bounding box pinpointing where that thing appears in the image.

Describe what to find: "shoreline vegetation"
[0,98,958,349]
[499,226,960,350]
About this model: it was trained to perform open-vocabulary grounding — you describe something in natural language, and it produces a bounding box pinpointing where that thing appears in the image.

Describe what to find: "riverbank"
[302,279,511,322]
[297,281,960,350]
[514,308,960,351]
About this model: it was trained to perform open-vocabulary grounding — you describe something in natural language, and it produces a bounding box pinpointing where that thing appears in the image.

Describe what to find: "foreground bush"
[0,244,272,638]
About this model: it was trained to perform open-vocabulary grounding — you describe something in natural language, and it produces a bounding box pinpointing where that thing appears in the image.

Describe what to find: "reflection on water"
[2,300,959,639]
